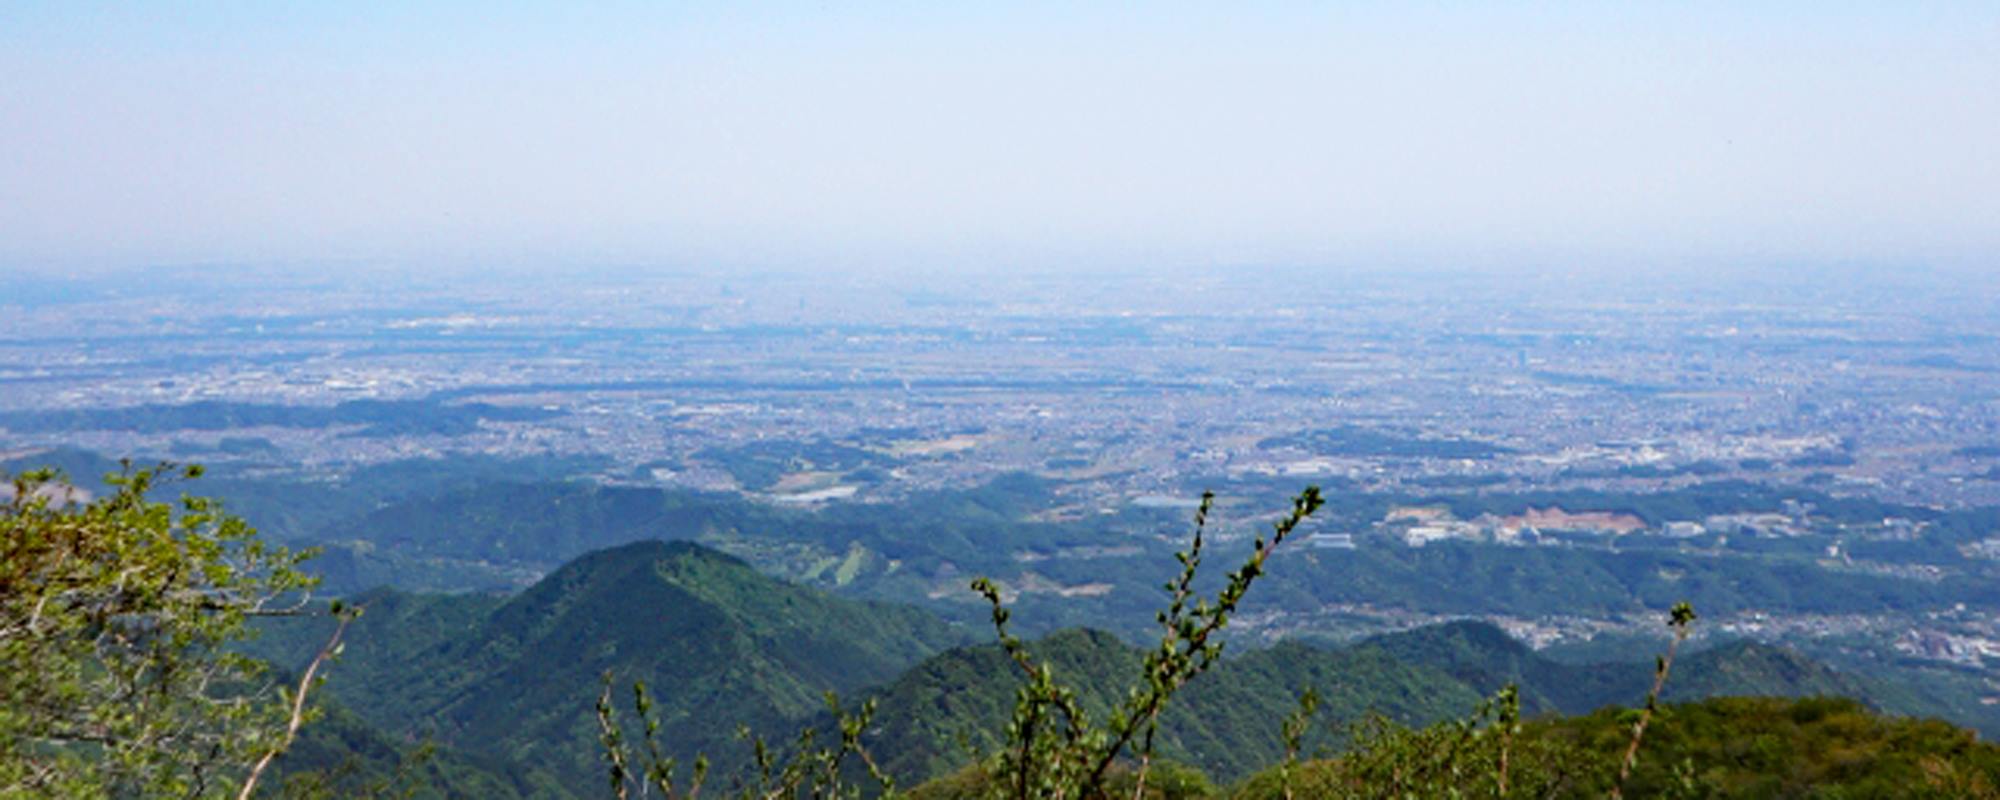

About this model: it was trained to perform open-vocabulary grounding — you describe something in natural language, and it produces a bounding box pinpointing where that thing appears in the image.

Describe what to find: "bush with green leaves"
[1,464,342,798]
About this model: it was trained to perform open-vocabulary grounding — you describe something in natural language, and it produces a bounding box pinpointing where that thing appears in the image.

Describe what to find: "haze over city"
[8,4,2000,798]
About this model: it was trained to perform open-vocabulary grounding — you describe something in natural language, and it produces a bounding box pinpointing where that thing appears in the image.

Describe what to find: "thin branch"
[1613,602,1697,800]
[596,677,632,800]
[1084,487,1323,789]
[237,609,353,800]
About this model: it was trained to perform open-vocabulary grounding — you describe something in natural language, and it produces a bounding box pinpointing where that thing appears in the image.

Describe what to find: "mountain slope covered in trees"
[250,539,1979,796]
[850,630,1482,785]
[252,540,975,787]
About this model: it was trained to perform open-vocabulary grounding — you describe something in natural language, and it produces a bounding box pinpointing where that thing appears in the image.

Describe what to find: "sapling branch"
[968,486,1325,799]
[1612,601,1697,800]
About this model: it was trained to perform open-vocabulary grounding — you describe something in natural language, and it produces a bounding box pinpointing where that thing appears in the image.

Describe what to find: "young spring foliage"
[0,464,331,797]
[965,487,1326,799]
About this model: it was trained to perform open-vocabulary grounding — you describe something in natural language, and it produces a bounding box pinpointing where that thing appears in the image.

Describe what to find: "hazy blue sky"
[1,2,1995,275]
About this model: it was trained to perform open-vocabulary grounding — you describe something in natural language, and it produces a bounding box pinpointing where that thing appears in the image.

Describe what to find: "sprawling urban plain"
[8,266,2000,792]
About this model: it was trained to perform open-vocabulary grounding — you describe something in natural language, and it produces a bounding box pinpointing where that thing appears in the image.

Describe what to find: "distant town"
[6,266,2000,710]
[5,267,1997,507]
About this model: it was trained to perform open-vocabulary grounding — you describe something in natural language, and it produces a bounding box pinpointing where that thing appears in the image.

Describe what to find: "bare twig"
[1613,602,1697,800]
[237,608,355,800]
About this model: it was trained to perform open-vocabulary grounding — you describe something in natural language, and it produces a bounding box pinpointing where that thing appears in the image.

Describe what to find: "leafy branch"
[2,463,330,797]
[969,486,1325,799]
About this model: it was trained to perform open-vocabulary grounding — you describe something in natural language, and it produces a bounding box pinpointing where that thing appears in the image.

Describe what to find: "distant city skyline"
[2,2,1996,274]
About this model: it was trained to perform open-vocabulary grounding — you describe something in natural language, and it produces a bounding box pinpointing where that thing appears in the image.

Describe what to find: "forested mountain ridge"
[249,539,1979,796]
[251,540,975,788]
[858,618,1959,787]
[1357,621,1905,714]
[848,629,1484,785]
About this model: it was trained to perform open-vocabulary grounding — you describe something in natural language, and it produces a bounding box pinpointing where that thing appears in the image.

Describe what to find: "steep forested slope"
[250,541,1989,796]
[851,629,1482,784]
[255,541,974,786]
